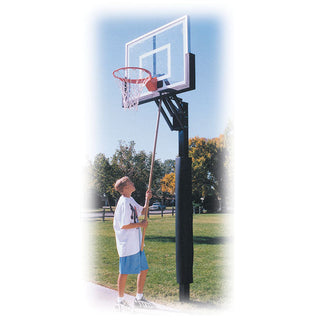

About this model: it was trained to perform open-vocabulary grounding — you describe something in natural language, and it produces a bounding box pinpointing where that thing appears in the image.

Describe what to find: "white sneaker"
[115,299,131,311]
[134,296,155,309]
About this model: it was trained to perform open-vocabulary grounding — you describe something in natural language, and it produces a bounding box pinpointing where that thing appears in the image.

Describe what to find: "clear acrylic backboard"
[125,15,195,105]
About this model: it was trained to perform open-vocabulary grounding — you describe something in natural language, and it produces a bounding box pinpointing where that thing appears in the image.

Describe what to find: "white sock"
[118,296,124,303]
[136,293,143,300]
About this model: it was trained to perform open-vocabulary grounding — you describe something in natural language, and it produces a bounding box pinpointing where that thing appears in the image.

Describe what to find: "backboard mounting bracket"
[155,94,188,131]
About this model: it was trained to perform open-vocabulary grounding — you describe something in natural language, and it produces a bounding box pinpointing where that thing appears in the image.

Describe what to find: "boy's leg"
[137,269,148,294]
[118,274,128,297]
[135,269,155,308]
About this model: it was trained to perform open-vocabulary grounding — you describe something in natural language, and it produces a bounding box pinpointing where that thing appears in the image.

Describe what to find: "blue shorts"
[119,250,149,274]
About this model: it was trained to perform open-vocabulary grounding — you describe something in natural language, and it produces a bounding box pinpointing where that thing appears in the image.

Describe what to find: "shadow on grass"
[193,236,230,245]
[145,236,231,245]
[146,236,175,243]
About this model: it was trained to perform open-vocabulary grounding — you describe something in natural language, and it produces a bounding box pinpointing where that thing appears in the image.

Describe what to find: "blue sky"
[88,14,232,161]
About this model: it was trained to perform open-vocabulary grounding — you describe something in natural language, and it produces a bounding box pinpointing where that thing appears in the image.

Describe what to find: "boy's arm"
[121,190,152,229]
[121,219,148,230]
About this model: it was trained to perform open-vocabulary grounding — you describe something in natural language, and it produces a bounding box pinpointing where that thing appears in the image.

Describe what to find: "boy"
[113,176,154,310]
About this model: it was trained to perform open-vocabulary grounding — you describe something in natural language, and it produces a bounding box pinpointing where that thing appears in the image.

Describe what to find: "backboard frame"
[125,16,195,105]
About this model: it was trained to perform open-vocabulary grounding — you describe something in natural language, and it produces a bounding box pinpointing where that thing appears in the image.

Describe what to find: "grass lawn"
[86,213,232,306]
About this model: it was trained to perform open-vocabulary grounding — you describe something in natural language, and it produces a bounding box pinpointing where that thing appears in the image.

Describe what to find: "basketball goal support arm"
[140,98,162,251]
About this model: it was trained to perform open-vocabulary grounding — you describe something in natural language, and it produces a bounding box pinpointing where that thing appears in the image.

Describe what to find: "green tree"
[162,159,175,174]
[85,125,233,212]
[90,153,118,208]
[111,140,136,177]
[189,137,216,202]
[111,141,165,204]
[189,131,233,212]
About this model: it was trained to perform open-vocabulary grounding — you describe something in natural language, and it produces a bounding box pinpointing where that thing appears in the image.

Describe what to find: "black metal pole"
[179,283,190,301]
[154,97,193,302]
[175,102,193,302]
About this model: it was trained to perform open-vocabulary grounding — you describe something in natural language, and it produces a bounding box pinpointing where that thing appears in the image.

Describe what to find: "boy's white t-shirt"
[113,195,144,257]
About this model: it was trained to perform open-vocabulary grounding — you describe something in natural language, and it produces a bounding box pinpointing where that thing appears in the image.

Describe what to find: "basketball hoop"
[113,67,157,110]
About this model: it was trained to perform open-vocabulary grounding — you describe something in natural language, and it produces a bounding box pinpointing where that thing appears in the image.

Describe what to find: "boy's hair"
[114,176,131,194]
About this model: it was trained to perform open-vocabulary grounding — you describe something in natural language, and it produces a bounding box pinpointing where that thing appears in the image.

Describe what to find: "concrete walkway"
[84,282,228,318]
[85,282,179,315]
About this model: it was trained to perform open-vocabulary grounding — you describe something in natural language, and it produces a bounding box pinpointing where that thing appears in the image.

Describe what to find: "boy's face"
[123,180,135,194]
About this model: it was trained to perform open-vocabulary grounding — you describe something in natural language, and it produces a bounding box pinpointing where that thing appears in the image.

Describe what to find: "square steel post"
[175,102,193,301]
[154,98,193,302]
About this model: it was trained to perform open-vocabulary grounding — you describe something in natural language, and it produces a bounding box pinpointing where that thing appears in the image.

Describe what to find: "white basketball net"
[113,68,150,110]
